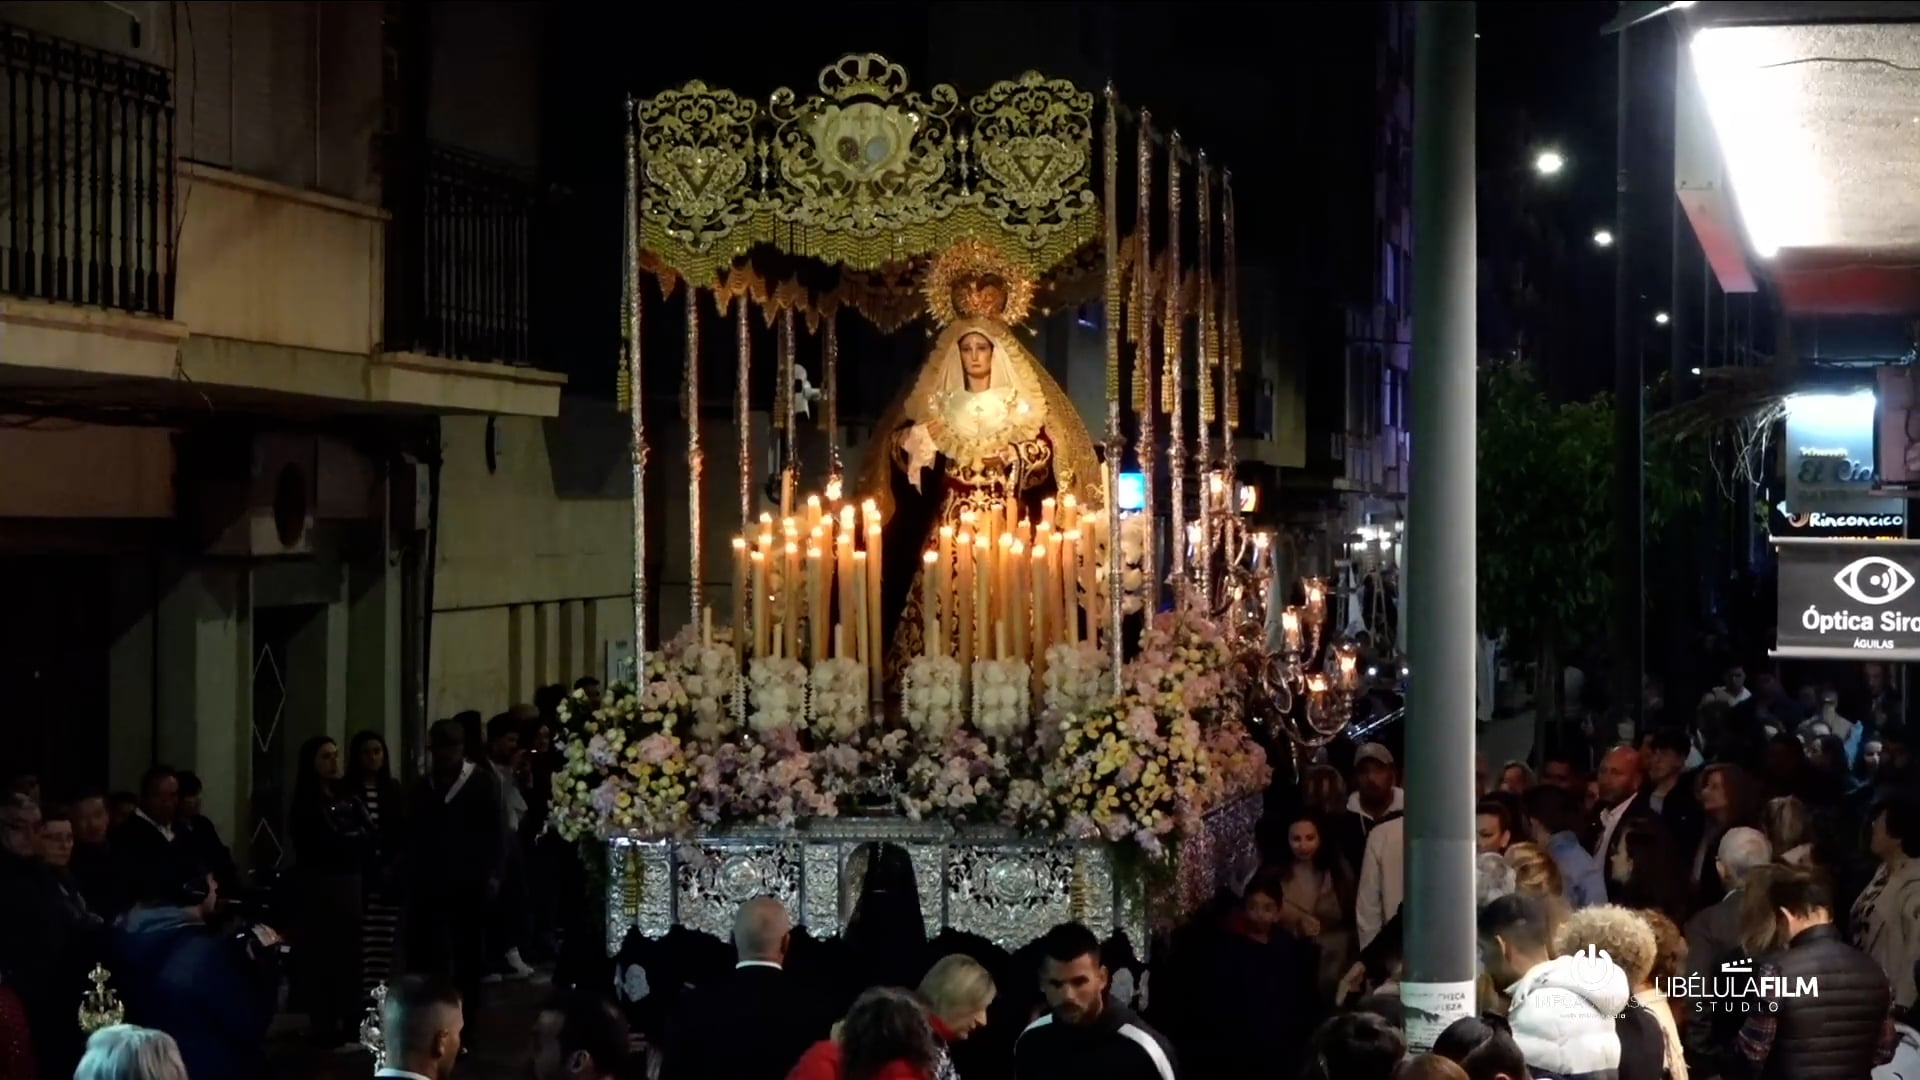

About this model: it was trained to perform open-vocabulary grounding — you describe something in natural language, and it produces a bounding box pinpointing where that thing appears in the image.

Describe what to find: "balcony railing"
[0,23,173,317]
[386,141,535,366]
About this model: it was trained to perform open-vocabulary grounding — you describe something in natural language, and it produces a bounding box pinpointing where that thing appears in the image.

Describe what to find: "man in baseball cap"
[1349,742,1406,950]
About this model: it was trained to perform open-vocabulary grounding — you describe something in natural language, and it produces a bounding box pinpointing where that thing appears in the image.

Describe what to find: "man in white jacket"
[1479,893,1626,1080]
[1356,815,1405,950]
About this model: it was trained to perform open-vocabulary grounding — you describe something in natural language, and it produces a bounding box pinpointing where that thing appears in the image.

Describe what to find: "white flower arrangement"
[1043,641,1111,718]
[806,658,870,741]
[1092,513,1152,616]
[971,657,1032,741]
[902,654,964,739]
[745,656,808,736]
[678,641,739,741]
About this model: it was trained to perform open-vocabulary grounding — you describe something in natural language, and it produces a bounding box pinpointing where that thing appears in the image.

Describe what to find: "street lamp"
[1653,311,1671,326]
[1592,228,1615,248]
[1533,149,1566,176]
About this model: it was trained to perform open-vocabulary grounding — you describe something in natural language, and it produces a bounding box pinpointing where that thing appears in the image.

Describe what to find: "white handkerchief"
[903,424,937,492]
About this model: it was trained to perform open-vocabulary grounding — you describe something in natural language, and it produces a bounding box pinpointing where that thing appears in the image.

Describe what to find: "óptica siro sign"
[1774,539,1920,660]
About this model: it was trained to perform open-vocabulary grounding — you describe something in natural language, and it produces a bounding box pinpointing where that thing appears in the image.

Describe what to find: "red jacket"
[786,1039,931,1080]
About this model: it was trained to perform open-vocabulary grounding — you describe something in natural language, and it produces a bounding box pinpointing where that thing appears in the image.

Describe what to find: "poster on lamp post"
[1773,538,1920,660]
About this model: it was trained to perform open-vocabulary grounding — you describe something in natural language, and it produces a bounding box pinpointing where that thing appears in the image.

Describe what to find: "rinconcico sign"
[1775,538,1920,660]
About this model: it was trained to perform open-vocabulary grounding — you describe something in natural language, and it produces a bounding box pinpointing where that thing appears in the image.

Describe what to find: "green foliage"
[1477,363,1700,655]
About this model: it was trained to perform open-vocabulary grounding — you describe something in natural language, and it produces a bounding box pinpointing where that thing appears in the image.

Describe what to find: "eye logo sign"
[1834,556,1916,606]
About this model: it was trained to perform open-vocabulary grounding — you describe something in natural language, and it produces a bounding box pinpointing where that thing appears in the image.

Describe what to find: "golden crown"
[921,237,1034,327]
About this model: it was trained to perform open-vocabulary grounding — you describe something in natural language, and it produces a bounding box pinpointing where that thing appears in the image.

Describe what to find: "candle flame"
[785,542,798,555]
[853,550,867,562]
[732,536,747,550]
[923,550,939,564]
[759,512,774,525]
[999,533,1014,549]
[1064,529,1081,541]
[840,506,855,528]
[1062,494,1077,509]
[750,550,765,562]
[824,478,843,501]
[939,525,955,538]
[957,531,972,545]
[1042,497,1056,508]
[1010,540,1025,556]
[808,547,822,559]
[974,534,990,548]
[807,495,821,508]
[1032,545,1047,558]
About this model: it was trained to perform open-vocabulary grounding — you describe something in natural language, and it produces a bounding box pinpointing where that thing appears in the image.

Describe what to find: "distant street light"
[1533,149,1567,176]
[1691,366,1702,375]
[1654,311,1671,326]
[1592,228,1615,248]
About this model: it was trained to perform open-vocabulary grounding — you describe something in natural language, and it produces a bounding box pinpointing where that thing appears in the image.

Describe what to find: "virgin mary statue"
[857,238,1101,690]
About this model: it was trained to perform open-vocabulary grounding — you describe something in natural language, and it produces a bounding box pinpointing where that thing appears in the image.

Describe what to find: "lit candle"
[956,531,975,694]
[853,551,871,672]
[1006,530,1021,638]
[732,537,748,662]
[806,494,822,534]
[750,550,768,658]
[1281,607,1303,654]
[1337,646,1361,693]
[836,509,856,655]
[1008,539,1028,663]
[923,549,942,657]
[1060,529,1079,645]
[1030,543,1050,666]
[866,524,883,687]
[1041,497,1056,531]
[973,532,990,670]
[808,544,826,663]
[1252,531,1270,571]
[784,541,801,661]
[937,525,955,657]
[1060,493,1078,534]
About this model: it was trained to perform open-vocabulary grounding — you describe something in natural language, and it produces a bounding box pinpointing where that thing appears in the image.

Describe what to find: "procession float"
[558,53,1374,960]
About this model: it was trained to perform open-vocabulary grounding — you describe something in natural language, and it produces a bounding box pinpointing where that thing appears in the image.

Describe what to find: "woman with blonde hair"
[73,1025,187,1080]
[1554,905,1668,1080]
[1504,842,1570,936]
[917,954,995,1069]
[1635,908,1690,1080]
[1764,795,1816,866]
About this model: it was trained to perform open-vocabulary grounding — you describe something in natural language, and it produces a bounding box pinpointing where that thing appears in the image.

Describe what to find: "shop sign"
[1780,390,1904,537]
[1774,538,1920,660]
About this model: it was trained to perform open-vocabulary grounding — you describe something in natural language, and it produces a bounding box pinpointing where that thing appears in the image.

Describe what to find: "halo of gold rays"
[921,237,1037,327]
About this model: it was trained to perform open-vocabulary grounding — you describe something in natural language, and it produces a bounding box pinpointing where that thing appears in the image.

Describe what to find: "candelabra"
[1235,571,1367,751]
[77,964,123,1033]
[360,983,389,1068]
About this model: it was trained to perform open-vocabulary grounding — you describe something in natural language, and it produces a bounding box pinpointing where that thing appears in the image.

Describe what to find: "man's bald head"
[734,896,792,963]
[1597,746,1644,805]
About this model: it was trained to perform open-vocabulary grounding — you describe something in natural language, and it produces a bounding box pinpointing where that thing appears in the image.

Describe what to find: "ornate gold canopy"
[636,53,1099,289]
